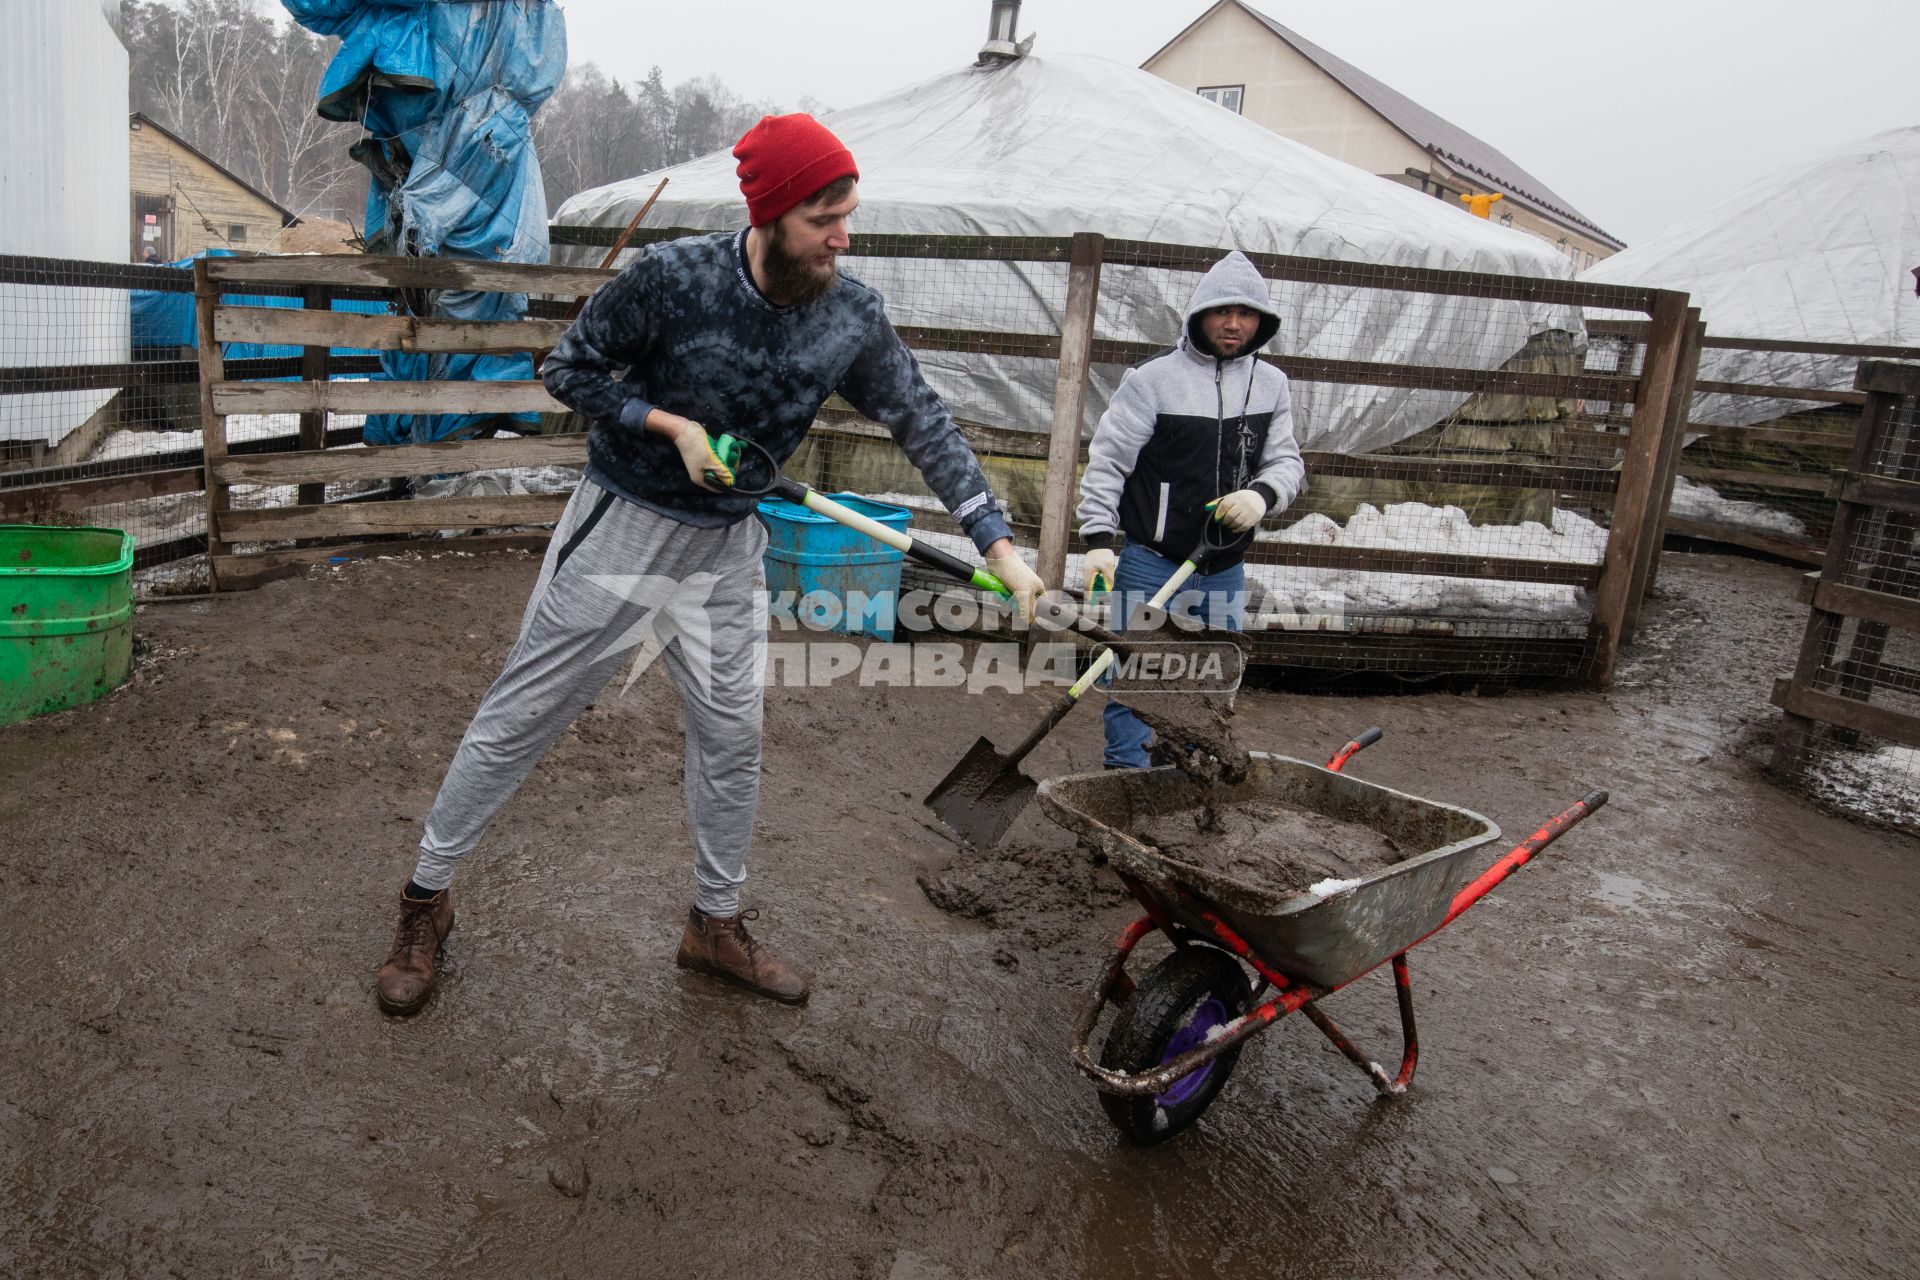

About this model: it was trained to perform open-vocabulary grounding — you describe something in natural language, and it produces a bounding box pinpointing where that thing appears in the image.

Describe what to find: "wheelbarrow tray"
[1036,753,1501,990]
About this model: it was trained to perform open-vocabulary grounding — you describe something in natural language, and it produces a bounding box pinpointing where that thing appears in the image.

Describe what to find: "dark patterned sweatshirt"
[541,230,1013,551]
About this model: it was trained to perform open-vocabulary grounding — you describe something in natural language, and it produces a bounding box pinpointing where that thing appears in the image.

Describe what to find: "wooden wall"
[129,119,291,260]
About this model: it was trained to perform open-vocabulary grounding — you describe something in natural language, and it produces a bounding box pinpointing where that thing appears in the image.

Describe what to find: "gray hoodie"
[1075,251,1304,567]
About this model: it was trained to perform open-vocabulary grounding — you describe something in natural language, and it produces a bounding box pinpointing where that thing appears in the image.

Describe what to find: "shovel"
[717,435,1146,653]
[924,521,1251,850]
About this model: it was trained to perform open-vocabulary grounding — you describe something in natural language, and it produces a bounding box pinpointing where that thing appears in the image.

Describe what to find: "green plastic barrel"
[0,525,135,725]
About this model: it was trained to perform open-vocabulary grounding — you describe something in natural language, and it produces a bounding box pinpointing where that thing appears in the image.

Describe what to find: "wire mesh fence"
[14,229,1690,684]
[556,227,1669,681]
[1658,335,1920,561]
[0,254,390,590]
[1772,372,1920,836]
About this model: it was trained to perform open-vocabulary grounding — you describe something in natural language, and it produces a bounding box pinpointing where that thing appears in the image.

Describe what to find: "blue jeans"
[1101,541,1245,769]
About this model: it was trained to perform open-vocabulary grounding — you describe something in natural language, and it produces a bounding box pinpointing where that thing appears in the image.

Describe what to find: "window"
[229,224,248,243]
[1197,85,1244,114]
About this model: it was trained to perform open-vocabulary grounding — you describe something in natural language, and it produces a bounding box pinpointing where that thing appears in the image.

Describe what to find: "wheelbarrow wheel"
[1099,945,1252,1145]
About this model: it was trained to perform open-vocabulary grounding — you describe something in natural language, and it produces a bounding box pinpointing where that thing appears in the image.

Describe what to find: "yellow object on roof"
[1460,192,1505,219]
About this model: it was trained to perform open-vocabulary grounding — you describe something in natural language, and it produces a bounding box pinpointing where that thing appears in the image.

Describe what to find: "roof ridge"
[129,112,301,228]
[1225,2,1622,249]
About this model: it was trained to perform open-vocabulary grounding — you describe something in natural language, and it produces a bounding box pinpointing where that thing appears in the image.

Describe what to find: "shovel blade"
[924,735,1038,849]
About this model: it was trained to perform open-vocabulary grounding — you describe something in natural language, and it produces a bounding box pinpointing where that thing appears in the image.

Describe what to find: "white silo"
[0,0,133,462]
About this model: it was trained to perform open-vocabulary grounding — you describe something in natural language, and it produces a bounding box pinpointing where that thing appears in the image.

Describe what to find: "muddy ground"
[1,549,1914,1279]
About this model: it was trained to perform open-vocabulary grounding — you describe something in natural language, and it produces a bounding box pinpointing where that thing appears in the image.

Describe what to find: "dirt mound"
[1135,800,1408,898]
[916,840,1129,936]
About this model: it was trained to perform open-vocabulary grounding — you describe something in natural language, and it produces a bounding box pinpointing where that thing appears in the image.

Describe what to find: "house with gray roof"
[1143,1,1624,267]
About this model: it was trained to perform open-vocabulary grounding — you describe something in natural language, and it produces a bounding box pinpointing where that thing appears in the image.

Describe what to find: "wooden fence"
[189,236,1693,687]
[1592,321,1920,566]
[1772,360,1920,767]
[0,254,399,568]
[194,254,597,590]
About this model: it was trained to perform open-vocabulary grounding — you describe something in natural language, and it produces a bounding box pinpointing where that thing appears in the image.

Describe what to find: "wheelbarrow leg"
[1300,952,1420,1096]
[1390,953,1420,1091]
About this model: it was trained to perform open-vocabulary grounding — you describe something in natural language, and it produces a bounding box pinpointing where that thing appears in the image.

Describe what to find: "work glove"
[984,547,1047,625]
[672,421,734,492]
[1210,488,1269,533]
[1081,547,1118,595]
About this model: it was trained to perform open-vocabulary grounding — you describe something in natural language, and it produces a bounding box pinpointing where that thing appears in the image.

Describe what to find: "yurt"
[1584,125,1919,428]
[557,52,1585,469]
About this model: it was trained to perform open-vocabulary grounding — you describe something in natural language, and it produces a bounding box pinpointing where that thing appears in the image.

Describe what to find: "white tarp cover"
[1583,125,1920,427]
[0,0,130,445]
[556,54,1583,454]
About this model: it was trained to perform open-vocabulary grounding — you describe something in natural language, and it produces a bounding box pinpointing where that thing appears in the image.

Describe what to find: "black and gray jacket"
[1075,251,1304,569]
[542,230,1013,551]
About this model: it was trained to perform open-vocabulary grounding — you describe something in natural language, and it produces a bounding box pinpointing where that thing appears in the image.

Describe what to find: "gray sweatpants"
[411,478,769,916]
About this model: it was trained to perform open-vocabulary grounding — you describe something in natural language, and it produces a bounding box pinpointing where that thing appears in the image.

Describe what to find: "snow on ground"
[1805,743,1920,834]
[84,415,368,547]
[1668,476,1807,539]
[89,412,361,460]
[105,466,1600,635]
[877,493,1601,633]
[1253,503,1601,627]
[411,466,582,500]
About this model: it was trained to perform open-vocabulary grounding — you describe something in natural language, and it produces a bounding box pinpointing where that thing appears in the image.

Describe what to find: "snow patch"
[893,499,1605,630]
[1306,877,1365,898]
[1668,477,1807,539]
[1805,743,1920,833]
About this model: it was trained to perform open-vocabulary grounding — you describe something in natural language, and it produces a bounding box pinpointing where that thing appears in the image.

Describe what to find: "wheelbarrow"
[1034,728,1608,1144]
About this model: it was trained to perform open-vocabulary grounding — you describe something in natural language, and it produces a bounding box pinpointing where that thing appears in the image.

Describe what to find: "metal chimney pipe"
[978,0,1026,64]
[987,0,1021,44]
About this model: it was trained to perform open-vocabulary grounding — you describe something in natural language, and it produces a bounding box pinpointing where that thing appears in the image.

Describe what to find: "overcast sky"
[552,0,1918,246]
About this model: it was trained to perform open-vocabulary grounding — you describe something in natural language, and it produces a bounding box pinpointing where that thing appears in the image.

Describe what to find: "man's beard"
[763,224,840,307]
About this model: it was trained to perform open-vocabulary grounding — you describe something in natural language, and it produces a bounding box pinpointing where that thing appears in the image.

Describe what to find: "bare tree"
[240,21,361,220]
[124,0,361,220]
[123,1,787,221]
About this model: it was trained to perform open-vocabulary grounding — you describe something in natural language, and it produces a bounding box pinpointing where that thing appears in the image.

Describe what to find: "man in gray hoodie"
[1074,251,1305,768]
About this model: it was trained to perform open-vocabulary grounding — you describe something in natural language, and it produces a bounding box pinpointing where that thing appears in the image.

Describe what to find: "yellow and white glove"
[672,420,734,492]
[985,547,1047,624]
[1211,488,1269,533]
[1082,547,1118,595]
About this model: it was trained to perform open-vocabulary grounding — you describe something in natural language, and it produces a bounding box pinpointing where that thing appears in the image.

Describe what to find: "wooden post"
[1626,307,1705,631]
[193,258,230,592]
[1589,288,1690,685]
[296,284,332,508]
[1829,372,1920,707]
[1036,232,1104,588]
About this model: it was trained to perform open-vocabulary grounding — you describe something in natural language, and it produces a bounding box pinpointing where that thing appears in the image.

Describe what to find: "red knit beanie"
[733,114,859,227]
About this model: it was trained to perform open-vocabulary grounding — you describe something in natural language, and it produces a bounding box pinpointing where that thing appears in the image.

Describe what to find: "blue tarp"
[130,249,385,366]
[280,0,567,443]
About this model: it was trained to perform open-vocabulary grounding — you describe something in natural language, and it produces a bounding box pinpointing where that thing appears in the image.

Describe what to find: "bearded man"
[374,114,1046,1015]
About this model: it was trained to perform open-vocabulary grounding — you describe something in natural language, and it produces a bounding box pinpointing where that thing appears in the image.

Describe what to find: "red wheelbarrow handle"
[1443,789,1610,928]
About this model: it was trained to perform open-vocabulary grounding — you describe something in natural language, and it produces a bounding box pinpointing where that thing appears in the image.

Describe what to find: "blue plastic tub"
[757,494,912,640]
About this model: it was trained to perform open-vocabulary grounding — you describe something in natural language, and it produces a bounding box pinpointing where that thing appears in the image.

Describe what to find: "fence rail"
[6,232,1696,687]
[1640,321,1920,564]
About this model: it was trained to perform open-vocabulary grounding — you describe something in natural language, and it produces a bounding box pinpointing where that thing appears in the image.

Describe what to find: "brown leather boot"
[674,907,811,1005]
[376,888,455,1016]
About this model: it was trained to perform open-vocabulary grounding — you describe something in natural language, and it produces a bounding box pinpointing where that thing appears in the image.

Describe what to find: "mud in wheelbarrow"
[1035,737,1607,1144]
